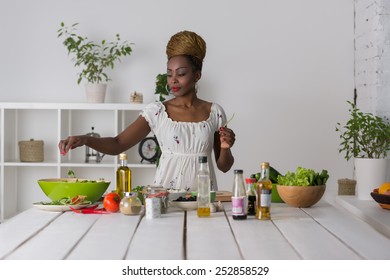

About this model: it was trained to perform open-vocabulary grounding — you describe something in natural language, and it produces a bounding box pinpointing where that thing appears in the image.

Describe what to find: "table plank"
[5,210,100,259]
[67,212,141,260]
[186,208,242,260]
[125,210,185,260]
[0,208,61,259]
[272,202,361,259]
[303,201,390,259]
[227,211,301,259]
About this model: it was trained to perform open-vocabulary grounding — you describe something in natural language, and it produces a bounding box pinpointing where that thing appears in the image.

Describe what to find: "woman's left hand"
[219,127,235,149]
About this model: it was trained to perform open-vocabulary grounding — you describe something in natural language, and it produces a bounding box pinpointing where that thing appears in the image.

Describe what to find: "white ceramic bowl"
[169,201,197,211]
[167,189,188,201]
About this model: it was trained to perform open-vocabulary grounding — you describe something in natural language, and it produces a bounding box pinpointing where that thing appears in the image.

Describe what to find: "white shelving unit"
[0,103,157,220]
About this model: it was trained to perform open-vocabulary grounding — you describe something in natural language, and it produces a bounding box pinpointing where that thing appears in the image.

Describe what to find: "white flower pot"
[354,158,389,200]
[85,83,107,103]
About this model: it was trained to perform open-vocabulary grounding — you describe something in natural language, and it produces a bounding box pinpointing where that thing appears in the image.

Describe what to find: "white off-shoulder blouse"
[140,101,227,191]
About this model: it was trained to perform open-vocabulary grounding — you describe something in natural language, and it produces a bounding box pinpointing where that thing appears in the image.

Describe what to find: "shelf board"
[60,162,156,168]
[3,161,58,167]
[2,162,156,168]
[60,162,115,168]
[0,102,146,110]
[129,163,157,168]
[335,195,390,239]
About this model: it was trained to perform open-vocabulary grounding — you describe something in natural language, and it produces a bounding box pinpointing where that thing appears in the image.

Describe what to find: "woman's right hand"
[58,135,87,155]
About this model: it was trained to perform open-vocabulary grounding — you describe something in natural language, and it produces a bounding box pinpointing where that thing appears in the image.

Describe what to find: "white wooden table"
[0,200,389,260]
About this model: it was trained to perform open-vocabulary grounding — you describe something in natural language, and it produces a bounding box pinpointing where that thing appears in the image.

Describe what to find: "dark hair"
[185,55,203,72]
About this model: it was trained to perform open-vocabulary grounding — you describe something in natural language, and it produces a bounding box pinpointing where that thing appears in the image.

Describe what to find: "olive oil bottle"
[256,162,272,220]
[116,153,131,199]
[197,156,211,217]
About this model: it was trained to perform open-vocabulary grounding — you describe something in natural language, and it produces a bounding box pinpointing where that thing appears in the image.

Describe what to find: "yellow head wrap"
[166,31,206,64]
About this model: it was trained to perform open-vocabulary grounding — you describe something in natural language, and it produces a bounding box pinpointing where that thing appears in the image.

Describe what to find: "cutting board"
[215,191,232,202]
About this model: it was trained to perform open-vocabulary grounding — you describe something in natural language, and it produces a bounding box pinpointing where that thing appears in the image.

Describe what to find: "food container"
[145,197,161,219]
[19,139,44,162]
[143,185,169,214]
[120,192,142,215]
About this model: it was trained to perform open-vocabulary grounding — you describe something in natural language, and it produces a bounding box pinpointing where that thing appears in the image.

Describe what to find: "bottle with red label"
[231,169,247,220]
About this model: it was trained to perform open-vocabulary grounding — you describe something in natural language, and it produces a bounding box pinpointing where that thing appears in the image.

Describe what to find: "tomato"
[103,192,120,213]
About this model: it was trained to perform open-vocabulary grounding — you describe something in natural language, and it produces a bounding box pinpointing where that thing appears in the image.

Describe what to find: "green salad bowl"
[272,183,284,203]
[37,178,111,203]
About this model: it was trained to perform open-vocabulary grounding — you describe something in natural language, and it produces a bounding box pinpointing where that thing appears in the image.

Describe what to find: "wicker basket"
[19,139,44,162]
[337,178,356,195]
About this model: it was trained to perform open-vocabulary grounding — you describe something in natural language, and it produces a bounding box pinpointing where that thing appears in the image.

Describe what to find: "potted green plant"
[57,22,134,102]
[154,73,170,101]
[336,100,390,199]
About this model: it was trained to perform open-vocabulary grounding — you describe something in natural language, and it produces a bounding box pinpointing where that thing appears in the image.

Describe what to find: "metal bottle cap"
[119,153,128,160]
[261,162,270,168]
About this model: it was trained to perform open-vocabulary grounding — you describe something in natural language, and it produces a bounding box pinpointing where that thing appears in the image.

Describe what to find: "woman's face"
[167,55,201,97]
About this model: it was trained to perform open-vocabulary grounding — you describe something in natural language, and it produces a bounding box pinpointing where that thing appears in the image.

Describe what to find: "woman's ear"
[195,71,202,82]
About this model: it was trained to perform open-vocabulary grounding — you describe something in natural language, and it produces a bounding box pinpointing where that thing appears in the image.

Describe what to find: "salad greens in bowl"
[37,178,110,204]
[276,167,329,208]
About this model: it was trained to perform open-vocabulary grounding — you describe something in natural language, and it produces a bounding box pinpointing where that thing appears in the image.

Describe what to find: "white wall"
[0,0,355,193]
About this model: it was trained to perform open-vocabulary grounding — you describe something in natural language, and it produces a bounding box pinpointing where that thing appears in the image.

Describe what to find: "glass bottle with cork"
[231,169,247,220]
[256,162,272,220]
[197,156,211,217]
[116,153,131,199]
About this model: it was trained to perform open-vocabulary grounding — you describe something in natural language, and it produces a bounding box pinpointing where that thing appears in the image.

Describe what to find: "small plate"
[169,201,197,211]
[33,202,94,212]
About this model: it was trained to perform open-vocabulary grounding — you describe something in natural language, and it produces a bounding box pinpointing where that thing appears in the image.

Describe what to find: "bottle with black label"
[246,177,256,215]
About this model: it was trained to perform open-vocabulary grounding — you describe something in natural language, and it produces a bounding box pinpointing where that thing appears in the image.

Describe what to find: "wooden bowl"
[276,185,326,208]
[370,188,390,210]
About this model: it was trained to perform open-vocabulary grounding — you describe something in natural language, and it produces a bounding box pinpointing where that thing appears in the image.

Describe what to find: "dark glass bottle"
[246,177,256,215]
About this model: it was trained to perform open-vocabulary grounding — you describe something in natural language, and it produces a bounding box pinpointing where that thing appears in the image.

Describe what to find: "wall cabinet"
[0,103,156,220]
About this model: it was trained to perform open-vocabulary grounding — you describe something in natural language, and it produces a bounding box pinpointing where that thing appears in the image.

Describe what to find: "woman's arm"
[58,115,151,155]
[213,127,235,172]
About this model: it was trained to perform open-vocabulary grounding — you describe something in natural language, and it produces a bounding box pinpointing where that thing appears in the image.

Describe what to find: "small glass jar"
[143,186,169,214]
[120,192,142,215]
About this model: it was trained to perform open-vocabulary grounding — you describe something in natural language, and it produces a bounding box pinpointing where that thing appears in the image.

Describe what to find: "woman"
[58,30,235,190]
